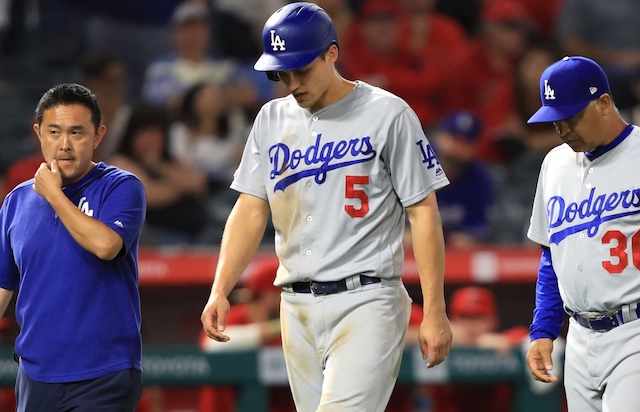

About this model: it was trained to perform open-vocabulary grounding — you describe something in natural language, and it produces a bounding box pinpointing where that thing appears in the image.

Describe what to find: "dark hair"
[117,103,172,161]
[179,82,230,137]
[35,83,102,131]
[180,82,208,128]
[81,54,121,80]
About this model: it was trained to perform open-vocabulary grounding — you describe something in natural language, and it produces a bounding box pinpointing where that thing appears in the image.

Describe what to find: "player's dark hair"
[35,83,102,131]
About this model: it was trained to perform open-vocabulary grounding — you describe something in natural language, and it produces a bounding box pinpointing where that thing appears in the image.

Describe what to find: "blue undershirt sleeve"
[529,246,566,341]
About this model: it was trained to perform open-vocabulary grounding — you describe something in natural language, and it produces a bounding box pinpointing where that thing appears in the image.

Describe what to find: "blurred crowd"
[1,0,640,249]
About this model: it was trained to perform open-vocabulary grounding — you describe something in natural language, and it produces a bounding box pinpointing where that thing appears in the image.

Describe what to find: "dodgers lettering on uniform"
[269,134,376,192]
[547,187,640,244]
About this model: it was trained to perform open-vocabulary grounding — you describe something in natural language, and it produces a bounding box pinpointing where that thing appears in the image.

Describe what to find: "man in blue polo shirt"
[0,83,146,411]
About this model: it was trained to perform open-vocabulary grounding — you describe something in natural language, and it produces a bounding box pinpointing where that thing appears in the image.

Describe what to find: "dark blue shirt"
[0,163,146,382]
[436,161,493,241]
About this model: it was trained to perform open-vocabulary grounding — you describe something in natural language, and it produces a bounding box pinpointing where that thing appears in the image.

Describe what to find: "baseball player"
[200,3,453,411]
[526,56,640,411]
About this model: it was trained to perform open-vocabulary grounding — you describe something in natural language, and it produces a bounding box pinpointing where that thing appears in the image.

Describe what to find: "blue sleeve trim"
[529,246,566,341]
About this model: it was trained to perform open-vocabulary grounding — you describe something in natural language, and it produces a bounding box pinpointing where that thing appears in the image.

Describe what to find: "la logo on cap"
[270,30,286,51]
[543,79,555,100]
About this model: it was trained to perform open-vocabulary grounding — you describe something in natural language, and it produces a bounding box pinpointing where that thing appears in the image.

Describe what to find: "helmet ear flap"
[266,71,280,82]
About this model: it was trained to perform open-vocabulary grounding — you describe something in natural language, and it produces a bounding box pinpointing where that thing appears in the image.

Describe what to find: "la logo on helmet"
[544,79,556,100]
[270,30,286,51]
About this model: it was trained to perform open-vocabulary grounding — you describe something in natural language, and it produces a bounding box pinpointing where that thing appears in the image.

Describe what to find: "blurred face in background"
[132,126,166,167]
[451,314,498,343]
[435,131,476,168]
[173,19,211,61]
[483,20,528,59]
[194,84,225,121]
[85,61,126,113]
[361,15,401,59]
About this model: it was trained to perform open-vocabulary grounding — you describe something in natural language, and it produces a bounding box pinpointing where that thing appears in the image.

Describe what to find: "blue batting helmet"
[254,2,338,81]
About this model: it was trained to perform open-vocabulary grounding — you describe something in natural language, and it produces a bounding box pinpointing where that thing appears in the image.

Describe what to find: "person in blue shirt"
[430,110,494,248]
[0,83,146,411]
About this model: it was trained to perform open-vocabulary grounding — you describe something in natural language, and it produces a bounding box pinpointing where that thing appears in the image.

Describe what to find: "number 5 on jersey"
[345,175,369,218]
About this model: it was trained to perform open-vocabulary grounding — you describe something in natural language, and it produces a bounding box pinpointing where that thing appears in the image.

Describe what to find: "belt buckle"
[585,315,604,331]
[587,314,617,332]
[310,281,330,295]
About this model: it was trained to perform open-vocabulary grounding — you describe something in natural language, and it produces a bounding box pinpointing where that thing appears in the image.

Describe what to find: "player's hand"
[419,311,453,368]
[201,294,231,342]
[526,338,558,383]
[32,161,63,200]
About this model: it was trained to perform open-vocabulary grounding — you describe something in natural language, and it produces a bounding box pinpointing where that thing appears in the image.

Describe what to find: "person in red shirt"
[442,0,532,163]
[198,258,294,412]
[428,286,529,412]
[341,0,469,128]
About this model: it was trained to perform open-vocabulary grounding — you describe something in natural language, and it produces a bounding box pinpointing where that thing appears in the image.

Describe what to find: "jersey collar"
[585,124,633,161]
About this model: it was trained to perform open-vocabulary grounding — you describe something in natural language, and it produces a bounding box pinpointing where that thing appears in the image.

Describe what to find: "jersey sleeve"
[385,107,450,207]
[98,176,146,254]
[0,197,19,290]
[230,117,268,200]
[527,158,550,246]
[530,247,565,341]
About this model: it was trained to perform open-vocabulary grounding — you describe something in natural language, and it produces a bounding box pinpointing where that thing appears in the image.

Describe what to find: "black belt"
[567,304,640,332]
[288,275,381,295]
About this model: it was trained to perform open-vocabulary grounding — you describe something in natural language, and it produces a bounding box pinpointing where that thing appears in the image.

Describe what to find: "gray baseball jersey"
[231,81,449,285]
[528,125,640,313]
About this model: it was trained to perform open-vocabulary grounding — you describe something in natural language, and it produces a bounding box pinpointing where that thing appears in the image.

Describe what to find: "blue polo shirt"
[0,162,146,383]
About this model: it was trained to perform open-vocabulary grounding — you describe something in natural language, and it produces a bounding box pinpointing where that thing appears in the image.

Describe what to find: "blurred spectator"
[441,0,532,163]
[430,110,494,248]
[342,0,464,127]
[1,148,41,198]
[428,286,529,412]
[168,82,245,193]
[434,0,483,37]
[81,54,131,162]
[313,0,355,46]
[109,104,209,245]
[490,44,560,245]
[141,2,257,119]
[400,0,468,58]
[198,257,295,412]
[200,258,282,353]
[556,0,640,117]
[0,315,15,411]
[79,0,180,102]
[512,44,561,153]
[517,0,563,42]
[341,0,412,87]
[0,0,11,55]
[449,286,528,350]
[212,0,286,60]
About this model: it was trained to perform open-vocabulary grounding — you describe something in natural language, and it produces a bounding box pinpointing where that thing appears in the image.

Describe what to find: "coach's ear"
[598,93,613,116]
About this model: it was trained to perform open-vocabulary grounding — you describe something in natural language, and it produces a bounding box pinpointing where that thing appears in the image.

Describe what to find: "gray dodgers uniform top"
[232,81,449,285]
[528,125,640,314]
